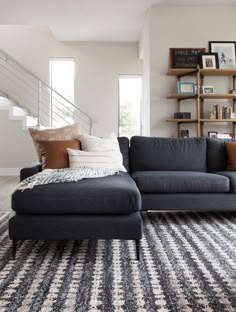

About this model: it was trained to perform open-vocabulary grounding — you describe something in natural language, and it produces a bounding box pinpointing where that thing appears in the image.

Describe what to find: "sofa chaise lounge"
[9,137,142,260]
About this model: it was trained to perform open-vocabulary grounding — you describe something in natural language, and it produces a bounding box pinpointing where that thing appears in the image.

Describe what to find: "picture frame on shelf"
[199,53,219,69]
[180,129,189,138]
[209,41,236,69]
[202,86,214,94]
[169,48,206,69]
[224,132,235,138]
[208,131,218,138]
[177,82,195,94]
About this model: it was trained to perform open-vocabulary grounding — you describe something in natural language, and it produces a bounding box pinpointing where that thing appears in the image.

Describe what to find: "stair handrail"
[0,64,91,131]
[0,60,90,124]
[0,48,92,132]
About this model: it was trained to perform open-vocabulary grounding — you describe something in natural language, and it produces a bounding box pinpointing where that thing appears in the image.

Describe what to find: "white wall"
[0,110,38,173]
[147,6,236,137]
[139,10,151,136]
[0,26,142,136]
[0,26,142,171]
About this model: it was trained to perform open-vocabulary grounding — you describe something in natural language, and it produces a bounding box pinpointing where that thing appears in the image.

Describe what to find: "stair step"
[0,95,39,129]
[12,106,27,117]
[0,95,9,101]
[25,116,38,127]
[0,96,14,108]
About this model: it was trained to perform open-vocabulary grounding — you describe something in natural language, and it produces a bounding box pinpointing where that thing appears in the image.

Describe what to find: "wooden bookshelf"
[166,67,236,137]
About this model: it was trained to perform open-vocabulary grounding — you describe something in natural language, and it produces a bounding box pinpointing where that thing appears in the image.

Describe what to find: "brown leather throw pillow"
[225,141,236,171]
[38,140,81,169]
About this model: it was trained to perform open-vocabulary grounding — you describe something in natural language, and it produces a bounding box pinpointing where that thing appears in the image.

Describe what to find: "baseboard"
[0,168,20,176]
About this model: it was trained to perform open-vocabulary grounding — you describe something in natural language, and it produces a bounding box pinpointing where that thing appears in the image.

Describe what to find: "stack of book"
[212,105,232,119]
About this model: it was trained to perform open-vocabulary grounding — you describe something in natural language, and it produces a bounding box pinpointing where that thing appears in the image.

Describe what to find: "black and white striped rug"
[0,211,236,312]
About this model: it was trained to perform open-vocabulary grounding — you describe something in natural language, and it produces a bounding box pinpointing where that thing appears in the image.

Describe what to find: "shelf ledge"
[166,119,197,123]
[167,68,236,76]
[199,119,236,122]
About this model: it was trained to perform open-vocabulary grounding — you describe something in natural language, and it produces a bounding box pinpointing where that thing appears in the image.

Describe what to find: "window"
[49,58,75,103]
[118,76,142,138]
[49,58,75,126]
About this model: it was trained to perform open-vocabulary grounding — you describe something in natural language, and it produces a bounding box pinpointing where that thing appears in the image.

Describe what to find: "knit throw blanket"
[17,167,119,191]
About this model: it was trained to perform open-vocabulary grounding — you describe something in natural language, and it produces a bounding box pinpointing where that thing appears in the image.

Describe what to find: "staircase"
[0,49,92,133]
[0,95,38,129]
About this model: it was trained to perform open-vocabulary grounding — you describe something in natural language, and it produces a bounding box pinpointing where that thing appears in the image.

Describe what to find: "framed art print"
[177,82,195,94]
[170,48,205,69]
[202,86,214,94]
[200,53,219,69]
[209,41,236,69]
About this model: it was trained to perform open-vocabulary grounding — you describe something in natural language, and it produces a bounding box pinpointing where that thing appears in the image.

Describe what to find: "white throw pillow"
[67,149,113,169]
[79,133,126,172]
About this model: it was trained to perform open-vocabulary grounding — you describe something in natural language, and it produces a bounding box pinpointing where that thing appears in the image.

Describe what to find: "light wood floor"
[0,176,19,213]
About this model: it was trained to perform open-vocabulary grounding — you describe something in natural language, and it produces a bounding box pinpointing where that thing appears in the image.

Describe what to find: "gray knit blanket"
[17,167,119,191]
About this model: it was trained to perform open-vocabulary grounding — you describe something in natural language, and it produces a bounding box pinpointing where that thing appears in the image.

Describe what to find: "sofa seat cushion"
[214,171,236,193]
[131,171,230,193]
[12,173,141,215]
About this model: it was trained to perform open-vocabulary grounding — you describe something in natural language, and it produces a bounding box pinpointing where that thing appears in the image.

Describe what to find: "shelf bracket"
[177,69,198,79]
[177,95,196,101]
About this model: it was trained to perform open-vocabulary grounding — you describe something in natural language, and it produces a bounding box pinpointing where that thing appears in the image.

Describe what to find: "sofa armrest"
[20,164,42,182]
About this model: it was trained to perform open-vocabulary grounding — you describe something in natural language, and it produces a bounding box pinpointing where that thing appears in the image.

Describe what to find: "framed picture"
[209,41,236,69]
[180,130,189,138]
[208,131,218,138]
[177,82,195,94]
[202,86,214,94]
[199,53,219,69]
[170,48,206,69]
[224,132,235,138]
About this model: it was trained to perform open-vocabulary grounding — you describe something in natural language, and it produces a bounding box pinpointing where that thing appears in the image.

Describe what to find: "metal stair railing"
[0,49,92,133]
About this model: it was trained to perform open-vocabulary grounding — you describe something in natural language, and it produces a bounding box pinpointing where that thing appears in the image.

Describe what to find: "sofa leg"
[12,240,17,260]
[135,239,140,261]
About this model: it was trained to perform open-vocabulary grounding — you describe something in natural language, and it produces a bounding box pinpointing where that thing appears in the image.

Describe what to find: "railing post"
[50,88,53,127]
[89,119,92,134]
[37,80,41,126]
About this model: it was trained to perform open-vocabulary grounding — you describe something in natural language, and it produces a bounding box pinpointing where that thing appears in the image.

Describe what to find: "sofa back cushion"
[130,136,207,172]
[117,137,129,172]
[207,138,236,172]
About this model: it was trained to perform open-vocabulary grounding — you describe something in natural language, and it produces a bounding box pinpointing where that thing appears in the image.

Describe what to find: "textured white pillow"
[79,133,126,172]
[67,149,113,169]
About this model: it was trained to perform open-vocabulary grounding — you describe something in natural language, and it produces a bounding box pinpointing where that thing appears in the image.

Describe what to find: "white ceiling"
[0,0,235,42]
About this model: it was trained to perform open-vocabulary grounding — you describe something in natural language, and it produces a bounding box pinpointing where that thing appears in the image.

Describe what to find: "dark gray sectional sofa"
[9,136,236,259]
